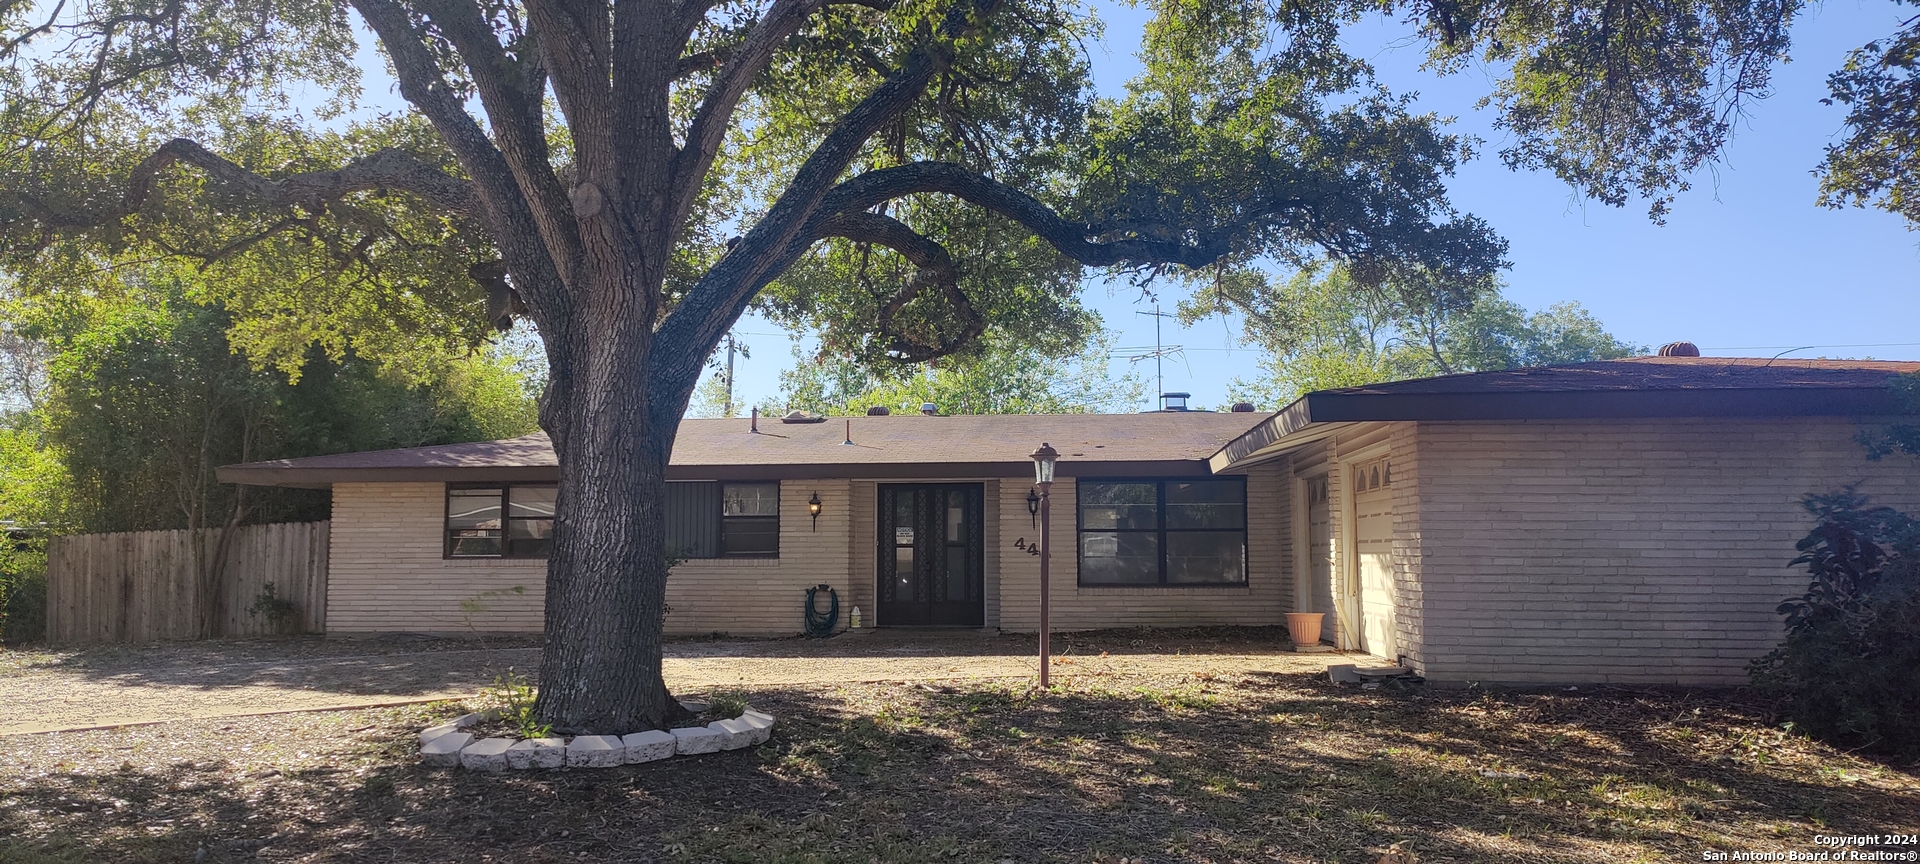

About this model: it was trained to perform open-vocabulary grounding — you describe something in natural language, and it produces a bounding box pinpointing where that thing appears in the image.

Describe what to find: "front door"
[877,484,985,626]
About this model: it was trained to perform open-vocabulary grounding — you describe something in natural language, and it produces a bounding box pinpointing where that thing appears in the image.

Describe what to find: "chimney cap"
[1657,341,1701,357]
[1159,392,1191,412]
[866,405,891,416]
[919,402,938,415]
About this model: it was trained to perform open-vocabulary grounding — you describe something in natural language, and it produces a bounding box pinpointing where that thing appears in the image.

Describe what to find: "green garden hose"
[804,584,839,637]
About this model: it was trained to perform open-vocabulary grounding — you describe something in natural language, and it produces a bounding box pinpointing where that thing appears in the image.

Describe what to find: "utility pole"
[722,332,737,418]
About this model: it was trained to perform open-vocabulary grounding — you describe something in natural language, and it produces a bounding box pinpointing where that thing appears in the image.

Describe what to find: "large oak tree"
[0,0,1503,731]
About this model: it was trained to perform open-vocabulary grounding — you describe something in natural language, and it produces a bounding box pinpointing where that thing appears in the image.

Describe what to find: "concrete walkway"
[0,629,1350,734]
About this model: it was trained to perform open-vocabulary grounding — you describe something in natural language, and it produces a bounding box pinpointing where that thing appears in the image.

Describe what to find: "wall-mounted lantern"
[1026,487,1041,527]
[808,492,823,531]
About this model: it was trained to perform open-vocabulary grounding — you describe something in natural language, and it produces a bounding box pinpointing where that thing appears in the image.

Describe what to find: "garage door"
[1352,458,1396,660]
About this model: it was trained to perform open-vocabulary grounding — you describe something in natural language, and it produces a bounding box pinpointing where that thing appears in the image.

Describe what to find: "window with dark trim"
[1077,478,1247,586]
[664,481,780,559]
[446,485,555,558]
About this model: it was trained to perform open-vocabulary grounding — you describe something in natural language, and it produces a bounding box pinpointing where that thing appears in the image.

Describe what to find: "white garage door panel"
[1353,469,1396,660]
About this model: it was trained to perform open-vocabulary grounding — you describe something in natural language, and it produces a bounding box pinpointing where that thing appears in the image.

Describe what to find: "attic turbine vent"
[866,406,891,416]
[919,403,938,416]
[1657,341,1701,357]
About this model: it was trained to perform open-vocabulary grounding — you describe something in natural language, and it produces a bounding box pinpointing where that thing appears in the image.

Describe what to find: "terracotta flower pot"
[1285,612,1325,646]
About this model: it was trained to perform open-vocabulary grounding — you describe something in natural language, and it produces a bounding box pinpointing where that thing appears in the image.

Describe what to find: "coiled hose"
[804,584,839,637]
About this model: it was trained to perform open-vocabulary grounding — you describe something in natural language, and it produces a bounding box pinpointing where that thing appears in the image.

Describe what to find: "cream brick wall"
[1412,417,1920,686]
[994,460,1291,633]
[329,463,1296,637]
[328,482,547,633]
[326,479,860,637]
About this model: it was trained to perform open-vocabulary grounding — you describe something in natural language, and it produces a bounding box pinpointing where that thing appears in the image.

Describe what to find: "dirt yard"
[2,634,1914,864]
[0,628,1341,734]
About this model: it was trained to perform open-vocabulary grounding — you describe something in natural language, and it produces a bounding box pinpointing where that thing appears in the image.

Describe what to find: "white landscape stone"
[420,731,473,767]
[621,730,677,764]
[460,737,515,772]
[507,737,566,770]
[418,722,462,745]
[742,707,774,723]
[739,712,775,745]
[709,718,754,750]
[671,726,724,755]
[566,735,625,768]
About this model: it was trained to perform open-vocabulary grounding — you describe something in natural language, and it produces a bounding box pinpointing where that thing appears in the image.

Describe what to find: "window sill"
[1076,584,1253,595]
[674,557,782,568]
[442,557,548,566]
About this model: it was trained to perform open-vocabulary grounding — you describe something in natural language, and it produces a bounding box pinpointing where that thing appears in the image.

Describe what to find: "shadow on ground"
[3,667,1913,864]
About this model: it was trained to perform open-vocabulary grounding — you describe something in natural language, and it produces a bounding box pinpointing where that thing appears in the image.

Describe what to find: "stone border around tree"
[418,703,775,771]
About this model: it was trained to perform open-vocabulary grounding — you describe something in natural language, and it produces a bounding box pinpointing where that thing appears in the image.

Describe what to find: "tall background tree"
[0,274,541,640]
[1188,264,1641,404]
[0,0,1505,730]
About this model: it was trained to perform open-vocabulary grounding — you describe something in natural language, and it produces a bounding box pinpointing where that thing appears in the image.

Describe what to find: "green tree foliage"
[10,279,539,535]
[1860,372,1920,462]
[1199,264,1641,405]
[1751,490,1920,758]
[760,330,1147,416]
[1129,0,1920,227]
[1818,6,1920,226]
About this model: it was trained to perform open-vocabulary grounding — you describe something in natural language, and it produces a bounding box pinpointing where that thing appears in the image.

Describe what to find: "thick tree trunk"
[531,290,699,735]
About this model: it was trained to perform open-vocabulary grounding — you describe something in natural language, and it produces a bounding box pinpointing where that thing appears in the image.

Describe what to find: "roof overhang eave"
[1210,385,1906,473]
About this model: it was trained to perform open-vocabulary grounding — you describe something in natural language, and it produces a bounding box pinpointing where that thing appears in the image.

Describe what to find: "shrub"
[245,582,302,634]
[0,567,47,643]
[0,538,47,643]
[486,668,552,739]
[1750,490,1920,758]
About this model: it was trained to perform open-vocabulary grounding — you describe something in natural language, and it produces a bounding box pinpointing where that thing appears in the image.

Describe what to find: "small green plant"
[245,582,301,634]
[487,668,552,739]
[705,691,749,720]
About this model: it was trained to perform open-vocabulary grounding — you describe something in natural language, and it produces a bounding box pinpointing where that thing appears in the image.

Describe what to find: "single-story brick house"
[219,355,1920,685]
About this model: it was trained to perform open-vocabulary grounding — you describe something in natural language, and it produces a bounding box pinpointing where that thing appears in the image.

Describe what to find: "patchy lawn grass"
[1,669,1914,864]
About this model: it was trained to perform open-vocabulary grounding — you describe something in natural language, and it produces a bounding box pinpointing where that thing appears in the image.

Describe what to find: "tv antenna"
[1132,305,1184,409]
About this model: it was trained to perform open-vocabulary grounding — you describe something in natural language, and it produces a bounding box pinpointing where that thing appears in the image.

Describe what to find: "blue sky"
[711,0,1920,412]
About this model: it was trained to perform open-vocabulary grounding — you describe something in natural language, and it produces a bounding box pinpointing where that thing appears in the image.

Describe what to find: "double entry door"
[877,484,984,626]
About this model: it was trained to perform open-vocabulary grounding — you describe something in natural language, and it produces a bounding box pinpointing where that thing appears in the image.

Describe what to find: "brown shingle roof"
[217,412,1271,487]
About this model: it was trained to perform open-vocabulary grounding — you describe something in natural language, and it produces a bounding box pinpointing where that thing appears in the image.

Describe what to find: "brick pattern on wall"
[1412,417,1920,686]
[327,480,861,637]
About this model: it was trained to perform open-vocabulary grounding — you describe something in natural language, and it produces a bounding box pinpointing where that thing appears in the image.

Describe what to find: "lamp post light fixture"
[807,492,823,531]
[1029,442,1059,689]
[1025,487,1041,527]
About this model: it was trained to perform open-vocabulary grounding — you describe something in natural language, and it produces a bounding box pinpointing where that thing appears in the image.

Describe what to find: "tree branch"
[652,18,967,394]
[13,138,476,230]
[350,0,573,324]
[818,161,1238,268]
[667,0,833,229]
[819,210,983,362]
[415,0,583,281]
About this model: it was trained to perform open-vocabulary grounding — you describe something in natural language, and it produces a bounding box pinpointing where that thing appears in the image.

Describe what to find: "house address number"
[1012,538,1041,556]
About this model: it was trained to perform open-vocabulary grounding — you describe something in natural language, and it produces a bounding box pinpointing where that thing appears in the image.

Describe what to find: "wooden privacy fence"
[46,521,329,643]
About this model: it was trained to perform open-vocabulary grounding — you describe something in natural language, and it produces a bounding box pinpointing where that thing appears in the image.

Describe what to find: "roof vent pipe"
[1230,401,1256,413]
[920,403,938,416]
[750,407,759,433]
[1657,341,1701,357]
[867,406,890,416]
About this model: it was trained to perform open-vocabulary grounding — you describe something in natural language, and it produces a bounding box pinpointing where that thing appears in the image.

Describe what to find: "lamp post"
[1030,442,1059,689]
